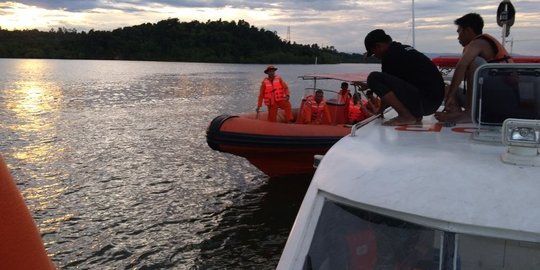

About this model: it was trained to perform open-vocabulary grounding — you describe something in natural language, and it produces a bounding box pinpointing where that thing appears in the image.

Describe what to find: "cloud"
[2,0,539,55]
[15,0,103,11]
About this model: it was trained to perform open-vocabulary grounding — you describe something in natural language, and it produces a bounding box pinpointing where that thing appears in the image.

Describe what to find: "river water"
[0,59,378,269]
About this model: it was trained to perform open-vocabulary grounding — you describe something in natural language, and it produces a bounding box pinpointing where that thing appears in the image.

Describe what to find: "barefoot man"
[435,13,513,123]
[363,29,444,126]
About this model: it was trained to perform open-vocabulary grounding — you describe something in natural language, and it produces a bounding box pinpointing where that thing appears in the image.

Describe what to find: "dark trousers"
[367,72,442,117]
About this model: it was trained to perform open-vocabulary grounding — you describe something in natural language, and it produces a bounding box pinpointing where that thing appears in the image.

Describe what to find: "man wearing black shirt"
[362,29,444,126]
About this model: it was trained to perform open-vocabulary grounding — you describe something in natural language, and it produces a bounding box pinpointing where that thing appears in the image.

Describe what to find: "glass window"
[457,234,540,269]
[304,200,444,270]
[303,199,540,270]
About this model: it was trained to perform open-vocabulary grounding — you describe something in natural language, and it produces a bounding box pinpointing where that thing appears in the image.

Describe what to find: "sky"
[1,0,539,55]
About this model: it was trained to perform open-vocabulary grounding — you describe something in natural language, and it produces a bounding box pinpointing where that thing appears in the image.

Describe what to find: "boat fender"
[0,156,56,269]
[206,114,238,150]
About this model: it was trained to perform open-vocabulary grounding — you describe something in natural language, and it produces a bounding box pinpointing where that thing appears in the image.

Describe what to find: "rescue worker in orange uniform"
[435,13,514,123]
[348,93,371,124]
[366,90,382,114]
[256,66,293,122]
[300,90,332,125]
[337,82,352,105]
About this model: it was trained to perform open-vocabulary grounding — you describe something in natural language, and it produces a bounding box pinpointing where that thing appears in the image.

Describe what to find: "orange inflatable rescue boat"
[207,73,373,177]
[1,156,56,269]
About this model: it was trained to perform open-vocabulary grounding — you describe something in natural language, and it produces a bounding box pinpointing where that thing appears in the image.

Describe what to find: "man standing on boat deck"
[435,13,513,123]
[362,29,444,126]
[256,65,293,122]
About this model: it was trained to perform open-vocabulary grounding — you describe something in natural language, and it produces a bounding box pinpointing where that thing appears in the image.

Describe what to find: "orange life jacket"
[262,75,286,106]
[473,34,514,63]
[348,100,368,122]
[337,89,350,104]
[305,95,327,122]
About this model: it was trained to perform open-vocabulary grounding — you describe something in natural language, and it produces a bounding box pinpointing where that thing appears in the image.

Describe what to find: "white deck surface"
[314,111,540,241]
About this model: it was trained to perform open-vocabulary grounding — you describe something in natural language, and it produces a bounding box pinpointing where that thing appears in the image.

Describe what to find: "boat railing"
[350,107,392,137]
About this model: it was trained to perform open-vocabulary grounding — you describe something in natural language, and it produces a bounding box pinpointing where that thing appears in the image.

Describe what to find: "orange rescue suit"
[261,75,287,105]
[367,97,381,114]
[348,100,369,123]
[258,75,293,122]
[301,95,332,124]
[337,89,351,104]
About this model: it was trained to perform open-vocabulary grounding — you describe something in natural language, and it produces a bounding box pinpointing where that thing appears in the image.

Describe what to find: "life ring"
[0,155,56,269]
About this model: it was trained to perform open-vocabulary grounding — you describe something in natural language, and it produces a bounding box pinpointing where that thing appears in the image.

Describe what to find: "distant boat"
[206,73,373,177]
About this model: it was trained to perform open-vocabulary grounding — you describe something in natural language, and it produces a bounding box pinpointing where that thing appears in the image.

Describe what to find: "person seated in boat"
[348,93,371,124]
[300,89,332,125]
[337,82,352,105]
[362,29,445,126]
[366,90,382,114]
[256,65,294,123]
[435,13,514,123]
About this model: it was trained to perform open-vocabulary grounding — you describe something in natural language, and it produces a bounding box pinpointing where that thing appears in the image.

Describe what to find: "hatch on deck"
[472,63,540,126]
[471,63,540,165]
[471,64,540,144]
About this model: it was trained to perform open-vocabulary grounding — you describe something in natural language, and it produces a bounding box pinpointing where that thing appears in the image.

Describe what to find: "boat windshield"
[304,199,540,270]
[299,77,363,106]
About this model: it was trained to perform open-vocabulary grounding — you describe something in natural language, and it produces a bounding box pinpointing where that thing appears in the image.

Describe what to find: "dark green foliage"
[0,19,371,64]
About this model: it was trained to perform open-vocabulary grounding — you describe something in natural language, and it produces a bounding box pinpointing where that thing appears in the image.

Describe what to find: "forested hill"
[0,18,369,64]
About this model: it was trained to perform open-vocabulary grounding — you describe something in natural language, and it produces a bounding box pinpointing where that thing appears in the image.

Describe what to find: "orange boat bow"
[0,156,56,269]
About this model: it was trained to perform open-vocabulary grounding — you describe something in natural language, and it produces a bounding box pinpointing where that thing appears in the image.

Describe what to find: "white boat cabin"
[278,64,540,270]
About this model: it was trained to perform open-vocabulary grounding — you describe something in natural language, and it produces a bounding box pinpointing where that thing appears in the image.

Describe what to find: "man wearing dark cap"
[363,29,444,125]
[257,65,293,122]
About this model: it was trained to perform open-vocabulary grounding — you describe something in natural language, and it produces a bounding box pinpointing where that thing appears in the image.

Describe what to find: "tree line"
[0,19,379,64]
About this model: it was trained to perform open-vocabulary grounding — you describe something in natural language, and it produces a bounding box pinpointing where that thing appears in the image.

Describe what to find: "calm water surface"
[0,59,378,269]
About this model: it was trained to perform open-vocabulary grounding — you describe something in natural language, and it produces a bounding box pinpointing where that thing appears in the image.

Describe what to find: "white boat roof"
[300,72,369,82]
[313,109,540,241]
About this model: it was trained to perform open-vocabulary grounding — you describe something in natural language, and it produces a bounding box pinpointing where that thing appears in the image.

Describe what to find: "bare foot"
[435,110,472,123]
[434,110,463,122]
[382,116,420,126]
[451,111,472,123]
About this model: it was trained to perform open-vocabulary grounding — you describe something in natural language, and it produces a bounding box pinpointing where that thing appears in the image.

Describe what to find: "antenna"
[286,25,291,43]
[412,0,415,48]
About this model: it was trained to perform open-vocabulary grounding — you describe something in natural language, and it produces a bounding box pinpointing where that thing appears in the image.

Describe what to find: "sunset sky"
[1,0,539,55]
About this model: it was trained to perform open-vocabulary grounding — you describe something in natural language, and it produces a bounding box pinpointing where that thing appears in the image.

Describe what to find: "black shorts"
[367,72,441,117]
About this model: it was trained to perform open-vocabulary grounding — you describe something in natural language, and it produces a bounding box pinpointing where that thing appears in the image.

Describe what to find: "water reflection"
[0,59,374,269]
[5,60,63,134]
[2,59,67,255]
